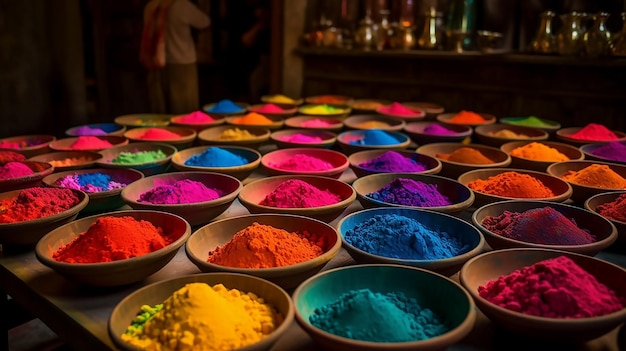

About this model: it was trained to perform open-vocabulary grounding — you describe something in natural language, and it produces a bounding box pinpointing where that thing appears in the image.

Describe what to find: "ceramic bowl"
[352,173,475,214]
[225,114,284,131]
[169,112,225,133]
[247,103,298,119]
[459,248,626,341]
[0,150,26,164]
[401,101,445,120]
[472,200,617,255]
[337,207,484,276]
[336,130,411,156]
[436,112,497,127]
[49,135,129,152]
[348,149,442,178]
[474,123,549,147]
[0,188,88,247]
[197,125,271,149]
[343,114,407,131]
[0,134,56,158]
[500,140,585,172]
[546,160,626,204]
[185,213,342,289]
[114,114,173,128]
[500,116,561,133]
[171,145,261,181]
[580,141,626,165]
[304,94,354,106]
[585,191,626,243]
[261,148,349,179]
[29,151,103,172]
[404,121,473,145]
[350,99,392,113]
[556,127,626,147]
[261,94,303,106]
[375,103,427,121]
[65,123,127,137]
[283,115,344,132]
[416,142,512,179]
[0,160,54,193]
[108,272,295,351]
[270,129,337,149]
[96,142,177,176]
[237,175,356,223]
[202,101,249,117]
[293,264,476,351]
[35,210,190,286]
[297,104,352,118]
[121,171,243,227]
[123,126,197,150]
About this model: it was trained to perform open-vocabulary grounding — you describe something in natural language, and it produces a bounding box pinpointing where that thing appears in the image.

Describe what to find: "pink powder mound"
[568,123,619,141]
[259,179,341,208]
[423,124,459,135]
[268,154,334,171]
[137,179,221,204]
[279,133,323,143]
[0,162,35,180]
[176,111,215,124]
[379,102,419,116]
[70,136,113,150]
[300,118,340,127]
[255,104,284,113]
[138,128,182,140]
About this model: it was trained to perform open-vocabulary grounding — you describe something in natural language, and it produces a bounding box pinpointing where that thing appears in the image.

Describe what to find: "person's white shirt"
[165,0,210,64]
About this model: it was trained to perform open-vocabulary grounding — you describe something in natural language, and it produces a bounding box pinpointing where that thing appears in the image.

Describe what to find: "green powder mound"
[507,116,552,127]
[112,150,167,164]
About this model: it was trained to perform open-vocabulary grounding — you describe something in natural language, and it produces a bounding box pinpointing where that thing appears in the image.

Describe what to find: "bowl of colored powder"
[185,213,342,289]
[238,175,356,223]
[292,264,476,351]
[284,115,344,132]
[500,141,584,172]
[298,104,352,118]
[473,200,617,256]
[336,129,411,155]
[29,150,104,172]
[556,123,626,146]
[474,123,549,147]
[169,110,225,132]
[171,145,262,181]
[337,207,484,276]
[108,272,295,351]
[225,112,285,131]
[437,110,497,127]
[270,129,337,149]
[35,210,191,286]
[0,134,56,158]
[585,191,626,243]
[403,121,473,145]
[124,126,197,150]
[198,125,271,149]
[114,113,173,128]
[500,115,561,133]
[547,160,626,204]
[581,141,626,165]
[348,149,442,178]
[344,114,407,131]
[65,123,127,137]
[350,98,392,113]
[248,103,298,119]
[42,168,145,213]
[305,94,354,106]
[0,187,88,247]
[352,173,475,215]
[458,168,573,208]
[402,101,445,120]
[376,101,427,121]
[261,147,349,179]
[0,151,26,164]
[416,142,512,179]
[49,135,129,152]
[459,248,626,341]
[202,99,249,117]
[121,171,243,227]
[262,93,303,105]
[0,160,54,193]
[96,142,177,176]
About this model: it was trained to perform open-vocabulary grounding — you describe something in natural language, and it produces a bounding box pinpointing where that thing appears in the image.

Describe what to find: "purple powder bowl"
[348,149,442,178]
[580,141,626,165]
[404,122,473,145]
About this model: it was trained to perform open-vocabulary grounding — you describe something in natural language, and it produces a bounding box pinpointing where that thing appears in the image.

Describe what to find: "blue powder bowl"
[337,207,485,277]
[293,264,476,351]
[337,130,411,155]
[171,145,262,181]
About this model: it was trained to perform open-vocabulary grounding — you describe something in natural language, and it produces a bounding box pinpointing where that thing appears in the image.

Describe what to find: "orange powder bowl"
[556,127,626,147]
[474,123,549,147]
[436,111,497,127]
[416,143,512,179]
[0,160,54,193]
[29,150,103,172]
[123,126,197,150]
[197,125,271,149]
[49,135,129,152]
[35,210,191,287]
[585,191,626,243]
[459,248,626,341]
[224,113,284,131]
[350,98,393,113]
[185,213,342,289]
[0,134,56,158]
[500,141,584,172]
[304,94,354,106]
[546,160,626,204]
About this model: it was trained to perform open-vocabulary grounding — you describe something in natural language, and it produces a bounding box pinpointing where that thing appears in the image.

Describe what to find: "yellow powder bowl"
[546,160,626,204]
[474,123,549,147]
[261,94,304,106]
[500,140,585,172]
[297,103,352,118]
[185,213,342,289]
[416,142,511,179]
[197,125,271,149]
[108,272,295,351]
[343,114,407,131]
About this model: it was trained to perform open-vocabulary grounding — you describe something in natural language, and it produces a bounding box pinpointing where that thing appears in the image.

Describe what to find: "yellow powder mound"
[561,164,626,189]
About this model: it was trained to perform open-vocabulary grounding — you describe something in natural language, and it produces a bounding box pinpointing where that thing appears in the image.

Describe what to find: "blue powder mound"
[185,147,249,167]
[367,178,453,207]
[344,214,470,260]
[56,172,127,193]
[309,288,449,343]
[349,130,401,145]
[206,99,243,113]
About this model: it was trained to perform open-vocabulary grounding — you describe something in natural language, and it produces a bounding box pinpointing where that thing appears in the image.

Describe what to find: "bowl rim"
[0,188,89,228]
[0,134,56,150]
[171,144,262,170]
[337,129,411,146]
[416,142,512,167]
[404,121,473,136]
[96,142,178,166]
[499,116,561,129]
[261,147,349,174]
[474,123,550,140]
[375,103,427,119]
[546,160,626,191]
[42,167,145,198]
[500,140,585,162]
[579,141,626,164]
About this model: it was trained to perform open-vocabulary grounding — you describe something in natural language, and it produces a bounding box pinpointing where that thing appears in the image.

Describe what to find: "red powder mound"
[70,136,113,150]
[568,123,618,141]
[259,179,341,208]
[138,128,182,140]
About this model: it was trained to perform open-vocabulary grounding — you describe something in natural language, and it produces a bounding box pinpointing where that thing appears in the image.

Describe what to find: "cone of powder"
[233,112,274,125]
[437,147,495,164]
[569,123,618,141]
[70,136,113,150]
[138,128,182,140]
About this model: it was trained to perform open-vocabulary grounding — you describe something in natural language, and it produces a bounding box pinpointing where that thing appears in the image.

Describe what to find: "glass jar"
[529,10,557,54]
[557,11,586,56]
[417,6,445,50]
[611,12,626,56]
[584,12,612,58]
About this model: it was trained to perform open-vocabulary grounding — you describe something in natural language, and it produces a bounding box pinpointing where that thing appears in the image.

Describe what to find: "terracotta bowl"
[0,160,54,193]
[197,125,271,149]
[185,213,342,289]
[304,94,354,106]
[336,130,411,156]
[500,140,585,172]
[201,101,249,117]
[224,114,284,131]
[585,191,626,243]
[283,115,344,132]
[171,145,261,181]
[474,123,549,147]
[556,127,626,147]
[169,113,225,133]
[49,135,129,152]
[416,142,512,179]
[546,160,626,204]
[500,116,561,133]
[404,121,473,145]
[297,104,352,118]
[459,248,626,341]
[123,126,197,150]
[238,175,356,223]
[436,112,497,128]
[580,141,626,165]
[472,200,617,255]
[114,114,173,128]
[270,129,337,149]
[0,134,56,158]
[96,142,177,176]
[35,210,190,287]
[343,114,407,131]
[293,264,476,351]
[65,123,127,137]
[261,148,349,179]
[350,99,392,113]
[121,171,243,227]
[348,149,442,178]
[352,173,475,215]
[247,103,298,119]
[29,151,103,172]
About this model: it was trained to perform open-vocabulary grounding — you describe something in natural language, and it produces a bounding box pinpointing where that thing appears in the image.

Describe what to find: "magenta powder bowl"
[404,122,473,145]
[348,149,442,178]
[270,129,338,149]
[261,148,350,179]
[580,141,626,165]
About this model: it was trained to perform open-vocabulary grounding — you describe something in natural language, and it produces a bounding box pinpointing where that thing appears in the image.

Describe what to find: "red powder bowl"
[0,134,56,158]
[556,127,626,147]
[49,135,129,152]
[124,126,197,150]
[585,191,626,243]
[261,148,349,179]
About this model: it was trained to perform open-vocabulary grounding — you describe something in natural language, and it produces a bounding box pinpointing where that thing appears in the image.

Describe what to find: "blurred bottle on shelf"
[611,12,626,56]
[557,11,586,56]
[584,12,612,58]
[529,10,557,54]
[445,0,476,51]
[417,6,445,50]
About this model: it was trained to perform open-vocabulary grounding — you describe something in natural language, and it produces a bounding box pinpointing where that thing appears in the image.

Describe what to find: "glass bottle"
[417,6,445,50]
[354,15,377,51]
[557,11,585,56]
[611,12,626,57]
[584,12,612,58]
[446,0,476,51]
[375,9,392,50]
[529,10,557,54]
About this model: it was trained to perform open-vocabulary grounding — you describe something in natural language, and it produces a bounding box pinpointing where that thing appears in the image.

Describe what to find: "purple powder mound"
[73,126,108,136]
[367,178,453,207]
[590,142,626,162]
[138,179,221,204]
[423,124,458,135]
[358,151,428,172]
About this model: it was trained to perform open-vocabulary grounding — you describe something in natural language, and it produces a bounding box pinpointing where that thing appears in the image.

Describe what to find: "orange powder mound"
[437,147,495,164]
[561,164,626,189]
[233,112,274,125]
[468,171,555,198]
[447,110,487,124]
[487,129,529,138]
[510,142,570,162]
